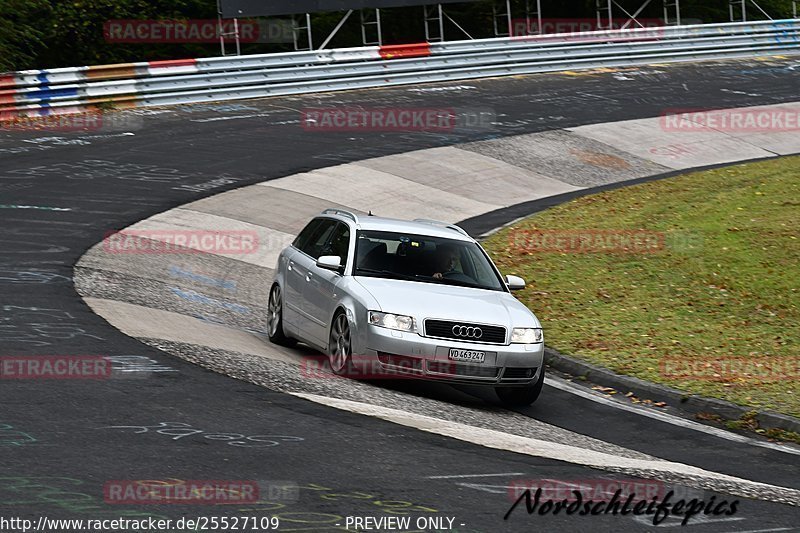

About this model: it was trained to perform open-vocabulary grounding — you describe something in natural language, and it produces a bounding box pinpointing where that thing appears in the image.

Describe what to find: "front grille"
[503,367,537,380]
[427,361,499,378]
[424,319,507,345]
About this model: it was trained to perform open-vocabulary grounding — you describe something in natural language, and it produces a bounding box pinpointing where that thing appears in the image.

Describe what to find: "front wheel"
[267,284,296,346]
[496,366,545,407]
[328,311,355,377]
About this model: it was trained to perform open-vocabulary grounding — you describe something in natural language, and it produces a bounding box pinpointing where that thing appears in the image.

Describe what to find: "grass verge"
[483,156,799,421]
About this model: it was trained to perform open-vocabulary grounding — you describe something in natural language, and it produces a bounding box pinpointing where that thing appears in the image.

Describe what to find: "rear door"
[303,222,352,346]
[284,219,322,329]
[290,218,338,347]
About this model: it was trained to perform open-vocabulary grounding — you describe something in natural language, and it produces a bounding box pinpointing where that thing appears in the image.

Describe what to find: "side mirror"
[505,275,526,291]
[317,255,342,271]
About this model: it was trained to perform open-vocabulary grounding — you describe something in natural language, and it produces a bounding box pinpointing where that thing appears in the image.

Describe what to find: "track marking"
[290,392,800,506]
[427,473,524,479]
[721,88,762,97]
[730,527,794,533]
[544,377,800,457]
[455,483,507,494]
[0,204,72,212]
[190,113,275,123]
[632,514,744,528]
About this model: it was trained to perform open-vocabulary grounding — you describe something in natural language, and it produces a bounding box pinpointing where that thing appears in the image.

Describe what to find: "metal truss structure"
[217,0,799,54]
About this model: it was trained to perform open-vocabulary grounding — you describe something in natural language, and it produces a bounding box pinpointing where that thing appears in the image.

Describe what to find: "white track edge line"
[289,391,800,505]
[544,376,800,457]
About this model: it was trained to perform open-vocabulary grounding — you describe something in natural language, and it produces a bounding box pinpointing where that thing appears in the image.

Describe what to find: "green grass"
[484,157,800,420]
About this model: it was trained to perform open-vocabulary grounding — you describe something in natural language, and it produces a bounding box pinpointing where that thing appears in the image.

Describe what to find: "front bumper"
[360,325,544,385]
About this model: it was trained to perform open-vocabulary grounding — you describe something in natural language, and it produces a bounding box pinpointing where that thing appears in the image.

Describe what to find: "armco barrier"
[1,19,799,119]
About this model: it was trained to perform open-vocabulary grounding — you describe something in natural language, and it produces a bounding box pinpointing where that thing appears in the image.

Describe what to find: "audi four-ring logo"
[452,325,483,339]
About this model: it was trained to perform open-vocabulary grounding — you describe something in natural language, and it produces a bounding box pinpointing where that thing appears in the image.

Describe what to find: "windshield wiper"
[433,278,483,289]
[416,275,496,291]
[354,268,417,281]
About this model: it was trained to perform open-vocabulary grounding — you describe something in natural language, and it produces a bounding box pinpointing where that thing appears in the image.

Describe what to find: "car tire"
[267,284,296,347]
[328,310,356,377]
[496,366,545,407]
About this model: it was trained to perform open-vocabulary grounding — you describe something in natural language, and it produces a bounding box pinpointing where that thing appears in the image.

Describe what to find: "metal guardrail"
[1,19,799,118]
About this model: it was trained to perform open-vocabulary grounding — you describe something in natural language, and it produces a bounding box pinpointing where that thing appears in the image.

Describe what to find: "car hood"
[354,276,539,328]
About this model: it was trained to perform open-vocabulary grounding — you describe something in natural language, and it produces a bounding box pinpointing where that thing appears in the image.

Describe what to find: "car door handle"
[305,272,313,282]
[288,261,294,271]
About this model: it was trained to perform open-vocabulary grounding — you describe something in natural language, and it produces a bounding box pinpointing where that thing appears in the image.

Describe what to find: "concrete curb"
[544,346,800,435]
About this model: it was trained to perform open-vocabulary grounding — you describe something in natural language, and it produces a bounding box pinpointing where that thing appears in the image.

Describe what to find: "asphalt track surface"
[1,59,800,532]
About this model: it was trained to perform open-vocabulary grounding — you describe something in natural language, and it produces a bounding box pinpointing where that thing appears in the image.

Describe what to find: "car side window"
[322,223,351,265]
[293,219,322,251]
[299,219,338,259]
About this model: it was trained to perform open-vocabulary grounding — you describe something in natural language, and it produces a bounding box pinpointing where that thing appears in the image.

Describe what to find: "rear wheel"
[496,366,545,407]
[267,284,296,346]
[328,311,354,376]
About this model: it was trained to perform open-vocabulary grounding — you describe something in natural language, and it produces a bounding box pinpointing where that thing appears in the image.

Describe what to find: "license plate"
[448,348,485,363]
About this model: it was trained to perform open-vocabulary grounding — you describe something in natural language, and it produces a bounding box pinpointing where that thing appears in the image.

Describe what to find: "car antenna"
[368,210,374,216]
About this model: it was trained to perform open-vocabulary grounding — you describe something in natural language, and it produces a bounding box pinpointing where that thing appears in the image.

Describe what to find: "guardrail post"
[216,0,241,57]
[425,5,446,42]
[730,0,746,22]
[361,8,383,46]
[596,0,613,30]
[293,13,314,51]
[492,0,512,37]
[664,0,682,26]
[524,0,542,35]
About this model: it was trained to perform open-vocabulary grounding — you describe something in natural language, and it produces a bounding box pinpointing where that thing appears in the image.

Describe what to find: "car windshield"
[354,230,506,291]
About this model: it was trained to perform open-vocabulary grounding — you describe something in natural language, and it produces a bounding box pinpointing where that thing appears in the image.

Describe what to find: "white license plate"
[448,348,485,363]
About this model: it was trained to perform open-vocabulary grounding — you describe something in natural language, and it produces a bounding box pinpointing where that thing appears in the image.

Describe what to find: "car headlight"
[368,311,416,332]
[511,328,543,344]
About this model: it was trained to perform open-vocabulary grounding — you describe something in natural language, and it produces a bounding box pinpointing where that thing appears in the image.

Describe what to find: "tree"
[0,0,50,71]
[39,0,217,68]
[1,0,797,72]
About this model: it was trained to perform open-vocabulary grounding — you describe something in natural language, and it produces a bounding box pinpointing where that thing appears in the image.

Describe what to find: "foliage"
[0,0,50,71]
[1,0,797,71]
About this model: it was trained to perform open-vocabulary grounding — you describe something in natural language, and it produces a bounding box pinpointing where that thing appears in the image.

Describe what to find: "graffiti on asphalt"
[99,422,304,448]
[0,423,37,447]
[0,306,104,347]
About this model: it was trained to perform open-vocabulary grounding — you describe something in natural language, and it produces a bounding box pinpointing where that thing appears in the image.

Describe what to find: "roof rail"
[413,218,470,237]
[321,208,359,224]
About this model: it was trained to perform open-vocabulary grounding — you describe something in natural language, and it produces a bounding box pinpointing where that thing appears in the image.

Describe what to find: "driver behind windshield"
[432,244,459,280]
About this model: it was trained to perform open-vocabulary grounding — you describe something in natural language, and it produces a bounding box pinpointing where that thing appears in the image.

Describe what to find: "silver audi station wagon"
[267,209,545,406]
